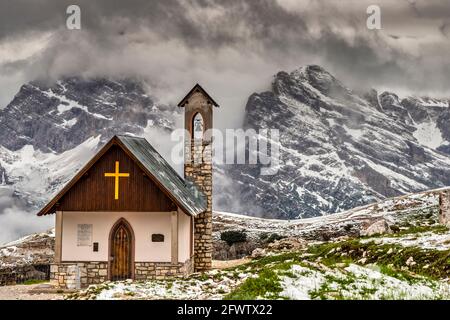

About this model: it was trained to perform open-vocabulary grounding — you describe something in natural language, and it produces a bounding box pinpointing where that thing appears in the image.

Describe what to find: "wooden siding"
[58,145,175,212]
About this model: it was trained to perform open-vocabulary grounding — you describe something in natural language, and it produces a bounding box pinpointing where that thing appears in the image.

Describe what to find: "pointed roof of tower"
[177,83,219,108]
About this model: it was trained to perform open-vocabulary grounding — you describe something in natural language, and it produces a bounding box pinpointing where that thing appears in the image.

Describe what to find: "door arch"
[109,218,135,281]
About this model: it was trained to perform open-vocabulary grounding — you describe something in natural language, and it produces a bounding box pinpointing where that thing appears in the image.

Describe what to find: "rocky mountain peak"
[0,77,177,154]
[217,65,450,219]
[272,65,357,107]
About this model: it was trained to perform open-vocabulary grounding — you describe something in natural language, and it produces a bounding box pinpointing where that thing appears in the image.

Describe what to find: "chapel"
[37,84,218,289]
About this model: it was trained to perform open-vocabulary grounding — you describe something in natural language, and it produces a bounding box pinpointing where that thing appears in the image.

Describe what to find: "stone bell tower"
[178,84,218,272]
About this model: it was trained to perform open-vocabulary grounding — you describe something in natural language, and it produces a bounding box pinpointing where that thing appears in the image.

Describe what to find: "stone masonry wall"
[439,190,450,226]
[52,259,193,289]
[135,258,193,280]
[51,262,108,289]
[185,140,213,272]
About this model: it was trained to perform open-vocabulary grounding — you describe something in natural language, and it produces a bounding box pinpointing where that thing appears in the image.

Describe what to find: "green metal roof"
[116,135,206,216]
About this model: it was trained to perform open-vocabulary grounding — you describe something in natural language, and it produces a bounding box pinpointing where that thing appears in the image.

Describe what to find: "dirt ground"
[212,258,251,269]
[0,283,64,300]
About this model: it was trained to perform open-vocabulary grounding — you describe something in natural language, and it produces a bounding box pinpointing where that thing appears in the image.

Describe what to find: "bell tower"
[178,84,218,272]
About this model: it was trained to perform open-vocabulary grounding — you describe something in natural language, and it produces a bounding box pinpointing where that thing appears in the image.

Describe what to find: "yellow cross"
[104,161,130,200]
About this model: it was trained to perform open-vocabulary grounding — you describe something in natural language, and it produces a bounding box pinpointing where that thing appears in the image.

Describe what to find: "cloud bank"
[2,0,450,125]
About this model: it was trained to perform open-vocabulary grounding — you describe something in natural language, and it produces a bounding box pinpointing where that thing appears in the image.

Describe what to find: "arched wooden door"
[109,219,134,281]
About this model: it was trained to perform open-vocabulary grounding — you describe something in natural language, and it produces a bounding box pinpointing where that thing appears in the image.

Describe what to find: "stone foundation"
[52,258,193,289]
[439,190,450,226]
[135,258,193,280]
[50,262,108,289]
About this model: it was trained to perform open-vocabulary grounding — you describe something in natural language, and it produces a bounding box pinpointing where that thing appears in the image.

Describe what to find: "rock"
[334,236,351,242]
[406,256,416,267]
[361,220,392,236]
[213,239,258,260]
[267,237,306,251]
[357,258,367,264]
[251,248,267,258]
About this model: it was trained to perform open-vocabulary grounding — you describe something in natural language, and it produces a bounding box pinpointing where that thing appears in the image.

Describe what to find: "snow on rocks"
[360,220,392,236]
[67,269,252,300]
[279,263,450,300]
[0,229,54,269]
[361,230,450,251]
[213,187,442,243]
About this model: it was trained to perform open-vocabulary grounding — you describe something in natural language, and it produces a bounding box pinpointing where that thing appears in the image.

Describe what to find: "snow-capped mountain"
[0,78,179,216]
[2,66,450,227]
[216,65,450,219]
[0,78,175,153]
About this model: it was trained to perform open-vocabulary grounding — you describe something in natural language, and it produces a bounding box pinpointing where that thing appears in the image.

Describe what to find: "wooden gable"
[50,144,175,213]
[38,135,206,216]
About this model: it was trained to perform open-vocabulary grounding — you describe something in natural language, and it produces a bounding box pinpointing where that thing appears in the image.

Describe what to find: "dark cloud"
[3,0,450,241]
[2,0,450,125]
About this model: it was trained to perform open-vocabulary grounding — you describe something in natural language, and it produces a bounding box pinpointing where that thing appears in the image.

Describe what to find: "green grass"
[222,230,450,300]
[20,279,48,285]
[389,224,448,237]
[306,239,450,280]
[224,269,283,300]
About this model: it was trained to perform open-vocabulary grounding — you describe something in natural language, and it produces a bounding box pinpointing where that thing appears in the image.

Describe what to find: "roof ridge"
[115,134,146,139]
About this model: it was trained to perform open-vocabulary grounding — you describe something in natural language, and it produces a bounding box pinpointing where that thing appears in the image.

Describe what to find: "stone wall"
[439,190,450,226]
[135,258,193,280]
[0,265,49,286]
[52,259,193,289]
[185,141,213,272]
[51,262,108,289]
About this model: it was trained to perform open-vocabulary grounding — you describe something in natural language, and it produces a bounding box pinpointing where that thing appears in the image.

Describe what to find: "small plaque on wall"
[152,234,164,242]
[77,224,93,246]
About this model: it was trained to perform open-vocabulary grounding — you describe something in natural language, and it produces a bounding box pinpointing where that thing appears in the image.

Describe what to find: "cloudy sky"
[1,0,450,128]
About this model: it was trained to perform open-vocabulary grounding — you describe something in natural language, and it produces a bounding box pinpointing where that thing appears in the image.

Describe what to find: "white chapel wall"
[178,210,192,262]
[61,211,189,262]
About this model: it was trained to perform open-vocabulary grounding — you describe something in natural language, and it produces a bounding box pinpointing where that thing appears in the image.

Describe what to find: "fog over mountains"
[1,65,450,241]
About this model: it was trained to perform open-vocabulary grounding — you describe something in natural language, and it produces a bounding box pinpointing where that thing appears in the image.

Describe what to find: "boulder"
[360,220,391,236]
[251,248,267,258]
[213,240,258,260]
[267,237,306,251]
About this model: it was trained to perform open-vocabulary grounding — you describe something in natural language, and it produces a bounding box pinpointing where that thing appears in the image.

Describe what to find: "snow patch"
[413,121,444,149]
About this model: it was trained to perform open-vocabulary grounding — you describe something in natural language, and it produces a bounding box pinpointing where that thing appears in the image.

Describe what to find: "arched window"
[192,112,204,140]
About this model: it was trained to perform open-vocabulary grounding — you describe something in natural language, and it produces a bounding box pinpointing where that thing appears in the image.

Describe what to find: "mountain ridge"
[1,66,450,230]
[217,65,450,218]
